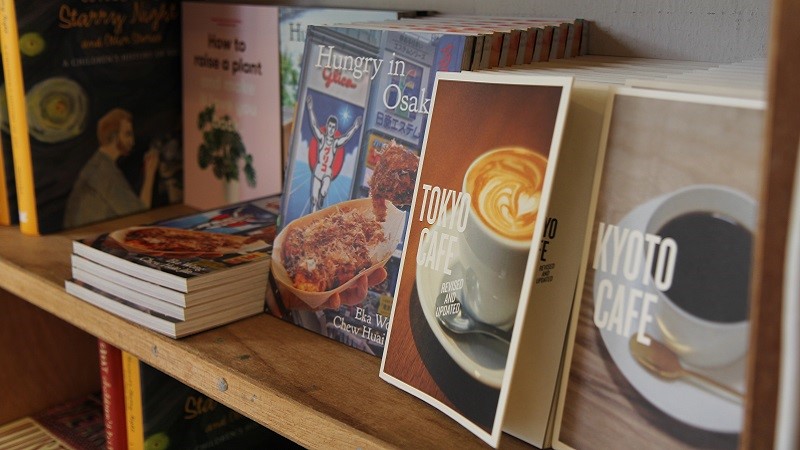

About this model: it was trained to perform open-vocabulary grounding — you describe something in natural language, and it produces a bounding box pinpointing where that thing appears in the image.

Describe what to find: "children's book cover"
[553,87,765,450]
[272,25,469,357]
[0,0,182,235]
[182,1,282,210]
[379,71,572,447]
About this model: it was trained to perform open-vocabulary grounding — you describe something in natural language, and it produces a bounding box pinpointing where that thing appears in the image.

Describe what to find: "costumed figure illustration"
[305,94,362,212]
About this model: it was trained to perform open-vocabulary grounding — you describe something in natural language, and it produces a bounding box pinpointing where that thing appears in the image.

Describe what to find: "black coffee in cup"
[653,211,752,323]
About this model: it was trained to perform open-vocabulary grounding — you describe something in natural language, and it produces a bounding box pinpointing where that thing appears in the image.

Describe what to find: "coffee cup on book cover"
[646,184,755,368]
[458,147,548,330]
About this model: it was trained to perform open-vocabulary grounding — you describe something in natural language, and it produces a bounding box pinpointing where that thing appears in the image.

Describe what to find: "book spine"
[0,0,39,235]
[99,339,128,450]
[121,351,144,450]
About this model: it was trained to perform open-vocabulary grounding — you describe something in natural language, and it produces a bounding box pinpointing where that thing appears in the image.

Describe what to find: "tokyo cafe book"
[0,0,183,235]
[181,2,283,210]
[271,24,472,357]
[379,70,601,448]
[553,86,765,450]
[71,194,281,293]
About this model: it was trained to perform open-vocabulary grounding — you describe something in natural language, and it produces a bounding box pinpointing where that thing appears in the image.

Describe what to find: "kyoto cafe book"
[181,1,283,210]
[271,24,473,357]
[379,71,602,448]
[553,87,765,450]
[0,0,182,236]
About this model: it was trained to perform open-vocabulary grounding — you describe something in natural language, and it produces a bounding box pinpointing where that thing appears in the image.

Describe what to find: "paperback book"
[0,0,183,235]
[98,339,127,450]
[66,195,281,337]
[182,1,283,210]
[379,71,593,448]
[271,24,472,356]
[553,86,765,449]
[71,195,281,293]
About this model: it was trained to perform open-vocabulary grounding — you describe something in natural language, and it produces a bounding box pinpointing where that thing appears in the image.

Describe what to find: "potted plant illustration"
[197,105,256,202]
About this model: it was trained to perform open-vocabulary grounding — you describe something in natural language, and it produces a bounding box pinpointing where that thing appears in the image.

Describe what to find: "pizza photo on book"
[108,226,268,259]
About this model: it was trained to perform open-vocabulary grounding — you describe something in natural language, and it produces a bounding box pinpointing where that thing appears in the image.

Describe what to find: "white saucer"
[415,218,509,389]
[594,195,746,434]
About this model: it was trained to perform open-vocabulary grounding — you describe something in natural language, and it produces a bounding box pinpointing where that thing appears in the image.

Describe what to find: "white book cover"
[182,2,282,209]
[379,71,573,447]
[553,86,765,450]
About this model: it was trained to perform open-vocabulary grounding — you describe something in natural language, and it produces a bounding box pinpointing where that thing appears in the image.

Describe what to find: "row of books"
[0,0,588,236]
[271,27,765,447]
[66,194,282,339]
[97,339,297,450]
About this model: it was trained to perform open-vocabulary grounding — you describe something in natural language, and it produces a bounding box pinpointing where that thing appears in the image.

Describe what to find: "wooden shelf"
[0,205,531,449]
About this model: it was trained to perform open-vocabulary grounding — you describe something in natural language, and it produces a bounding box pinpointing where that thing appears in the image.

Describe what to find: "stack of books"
[65,195,281,338]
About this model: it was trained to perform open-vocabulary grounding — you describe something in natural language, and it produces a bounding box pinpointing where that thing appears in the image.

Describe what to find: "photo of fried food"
[281,207,387,292]
[369,140,419,221]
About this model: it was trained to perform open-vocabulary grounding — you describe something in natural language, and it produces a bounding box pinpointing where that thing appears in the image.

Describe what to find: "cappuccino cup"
[459,147,548,329]
[647,184,755,368]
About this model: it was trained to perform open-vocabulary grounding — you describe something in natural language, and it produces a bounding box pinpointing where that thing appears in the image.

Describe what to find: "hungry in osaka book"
[270,24,472,357]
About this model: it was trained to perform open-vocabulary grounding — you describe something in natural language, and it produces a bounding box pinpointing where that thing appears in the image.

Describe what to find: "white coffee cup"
[647,184,755,368]
[458,147,548,329]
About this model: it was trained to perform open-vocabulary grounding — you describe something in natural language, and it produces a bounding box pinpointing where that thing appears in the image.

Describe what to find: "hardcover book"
[0,0,183,235]
[379,71,582,448]
[0,68,17,226]
[553,86,766,449]
[121,352,298,449]
[271,24,471,357]
[181,2,283,210]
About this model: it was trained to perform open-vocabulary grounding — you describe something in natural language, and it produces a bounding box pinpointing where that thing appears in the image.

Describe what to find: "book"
[71,194,282,293]
[553,86,766,449]
[0,0,183,235]
[121,351,299,450]
[181,1,283,210]
[66,279,265,338]
[379,71,582,448]
[31,392,106,450]
[0,66,17,226]
[271,24,473,356]
[278,7,417,173]
[98,339,127,450]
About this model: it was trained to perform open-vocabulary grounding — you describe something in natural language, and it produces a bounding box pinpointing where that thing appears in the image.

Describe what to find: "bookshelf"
[0,0,788,449]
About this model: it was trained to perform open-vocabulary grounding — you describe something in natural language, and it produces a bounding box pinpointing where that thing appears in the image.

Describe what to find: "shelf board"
[0,205,532,449]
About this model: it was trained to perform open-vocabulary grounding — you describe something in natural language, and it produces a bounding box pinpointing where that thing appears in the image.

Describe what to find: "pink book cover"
[182,2,282,210]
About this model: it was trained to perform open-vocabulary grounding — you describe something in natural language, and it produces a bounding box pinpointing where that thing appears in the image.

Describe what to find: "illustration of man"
[63,108,159,228]
[305,94,362,212]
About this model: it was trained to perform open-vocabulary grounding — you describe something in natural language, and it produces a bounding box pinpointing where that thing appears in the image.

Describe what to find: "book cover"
[121,351,297,449]
[379,71,572,447]
[31,392,106,450]
[278,7,413,170]
[0,0,182,235]
[181,2,283,210]
[98,339,127,450]
[0,67,18,226]
[553,87,765,449]
[272,24,469,356]
[71,195,281,292]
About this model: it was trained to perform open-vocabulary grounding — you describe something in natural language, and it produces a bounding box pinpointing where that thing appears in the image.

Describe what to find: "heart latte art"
[464,147,547,241]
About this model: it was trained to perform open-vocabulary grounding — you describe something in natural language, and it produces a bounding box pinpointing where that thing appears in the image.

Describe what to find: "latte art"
[466,147,547,241]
